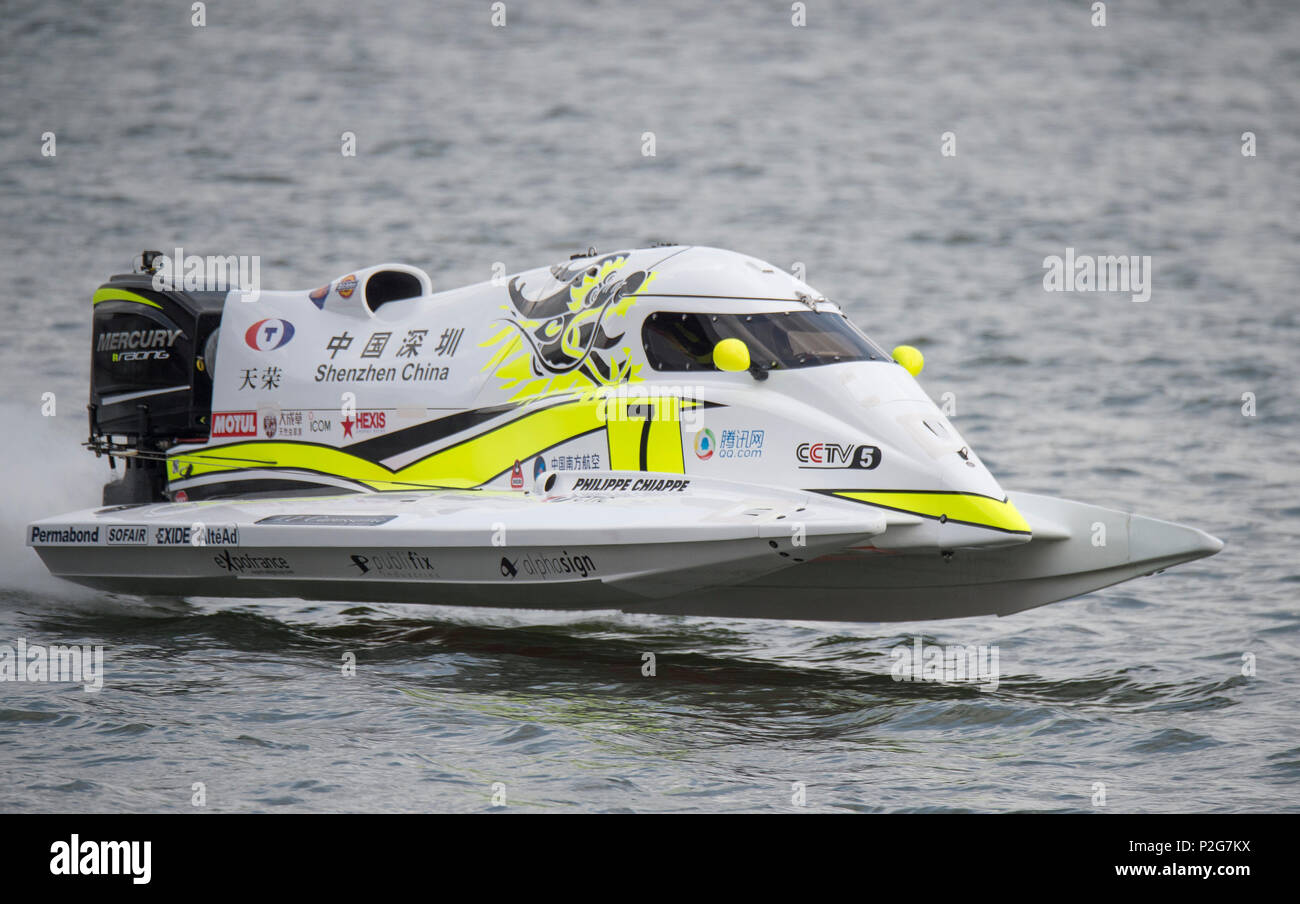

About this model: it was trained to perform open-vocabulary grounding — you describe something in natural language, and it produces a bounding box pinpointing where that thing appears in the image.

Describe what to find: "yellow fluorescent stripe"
[175,397,609,489]
[604,394,684,473]
[831,490,1031,534]
[92,287,163,309]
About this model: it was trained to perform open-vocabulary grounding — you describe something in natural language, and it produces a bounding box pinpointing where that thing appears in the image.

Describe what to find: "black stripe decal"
[343,402,521,462]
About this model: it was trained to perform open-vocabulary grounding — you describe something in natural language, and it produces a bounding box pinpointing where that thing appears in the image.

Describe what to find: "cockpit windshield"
[642,310,891,372]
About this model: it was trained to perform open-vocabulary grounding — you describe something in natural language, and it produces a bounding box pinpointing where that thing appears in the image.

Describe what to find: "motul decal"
[211,411,258,437]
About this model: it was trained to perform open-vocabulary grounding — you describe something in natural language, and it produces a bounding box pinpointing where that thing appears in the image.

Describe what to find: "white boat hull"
[27,475,1221,622]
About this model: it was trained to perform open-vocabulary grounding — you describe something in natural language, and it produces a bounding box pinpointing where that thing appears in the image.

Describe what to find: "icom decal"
[244,318,295,351]
[796,442,882,470]
[211,411,257,438]
[481,254,652,401]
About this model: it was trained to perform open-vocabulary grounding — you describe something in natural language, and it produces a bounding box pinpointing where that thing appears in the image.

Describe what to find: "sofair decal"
[106,525,147,545]
[480,254,651,401]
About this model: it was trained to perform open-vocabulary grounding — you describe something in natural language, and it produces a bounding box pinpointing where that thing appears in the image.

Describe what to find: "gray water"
[0,0,1297,812]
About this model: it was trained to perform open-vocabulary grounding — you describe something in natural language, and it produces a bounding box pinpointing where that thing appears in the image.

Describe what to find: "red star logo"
[342,417,354,438]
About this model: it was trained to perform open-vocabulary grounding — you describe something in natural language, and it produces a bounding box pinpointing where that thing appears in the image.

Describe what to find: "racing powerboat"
[26,245,1223,622]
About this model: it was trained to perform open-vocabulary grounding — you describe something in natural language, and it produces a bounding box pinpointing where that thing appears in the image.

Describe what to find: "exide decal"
[337,274,357,298]
[244,318,295,351]
[796,442,882,470]
[211,411,257,437]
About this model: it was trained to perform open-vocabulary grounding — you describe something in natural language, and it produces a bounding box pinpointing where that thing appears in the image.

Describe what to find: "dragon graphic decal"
[481,253,653,401]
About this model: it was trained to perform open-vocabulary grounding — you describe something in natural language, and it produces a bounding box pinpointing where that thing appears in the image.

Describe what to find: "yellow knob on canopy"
[892,345,924,377]
[713,338,751,373]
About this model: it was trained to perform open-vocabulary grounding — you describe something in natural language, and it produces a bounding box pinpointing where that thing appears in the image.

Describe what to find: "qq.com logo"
[694,428,716,460]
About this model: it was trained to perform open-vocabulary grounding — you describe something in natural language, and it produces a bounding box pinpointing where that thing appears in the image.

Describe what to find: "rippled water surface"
[0,0,1297,812]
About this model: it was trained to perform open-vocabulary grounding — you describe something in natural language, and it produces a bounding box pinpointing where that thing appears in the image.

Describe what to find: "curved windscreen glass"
[642,310,891,372]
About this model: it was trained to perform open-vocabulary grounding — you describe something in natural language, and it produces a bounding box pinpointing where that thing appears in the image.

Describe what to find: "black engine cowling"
[90,267,226,503]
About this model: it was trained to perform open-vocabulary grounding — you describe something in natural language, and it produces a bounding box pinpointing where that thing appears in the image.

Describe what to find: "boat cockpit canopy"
[642,310,891,372]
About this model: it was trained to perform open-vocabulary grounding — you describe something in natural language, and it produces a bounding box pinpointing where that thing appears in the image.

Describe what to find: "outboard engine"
[90,251,226,504]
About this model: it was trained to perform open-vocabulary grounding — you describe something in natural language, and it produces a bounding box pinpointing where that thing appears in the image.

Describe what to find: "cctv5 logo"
[245,318,295,350]
[796,442,882,470]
